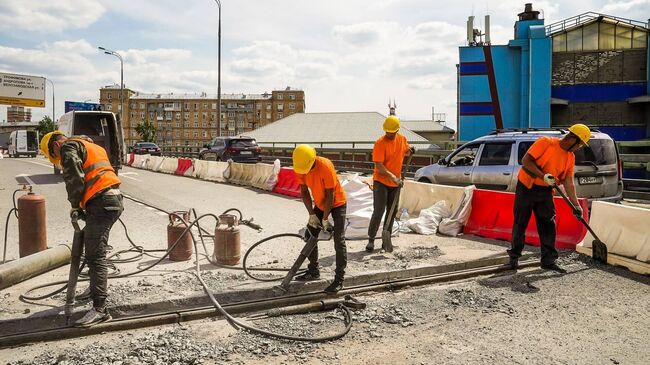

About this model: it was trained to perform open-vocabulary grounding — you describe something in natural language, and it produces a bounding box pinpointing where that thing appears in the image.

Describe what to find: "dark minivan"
[199,136,262,163]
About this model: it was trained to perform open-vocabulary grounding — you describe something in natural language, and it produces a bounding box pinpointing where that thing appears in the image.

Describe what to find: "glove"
[322,219,333,233]
[573,206,583,219]
[70,208,85,221]
[543,173,556,187]
[393,176,403,187]
[308,214,320,228]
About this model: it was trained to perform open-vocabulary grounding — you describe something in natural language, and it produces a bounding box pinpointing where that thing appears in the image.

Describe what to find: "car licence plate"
[578,176,602,185]
[240,151,252,155]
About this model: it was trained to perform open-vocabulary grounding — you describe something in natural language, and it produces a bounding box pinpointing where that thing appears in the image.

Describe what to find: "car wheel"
[418,177,432,184]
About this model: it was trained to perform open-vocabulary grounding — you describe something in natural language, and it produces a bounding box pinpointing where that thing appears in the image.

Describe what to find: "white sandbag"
[438,185,476,236]
[264,159,282,191]
[405,201,452,235]
[340,175,397,239]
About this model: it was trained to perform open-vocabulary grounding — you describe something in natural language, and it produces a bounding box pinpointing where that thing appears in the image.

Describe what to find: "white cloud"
[332,22,386,46]
[0,0,104,32]
[601,0,650,15]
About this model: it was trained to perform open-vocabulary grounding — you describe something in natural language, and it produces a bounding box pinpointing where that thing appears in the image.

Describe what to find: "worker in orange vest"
[508,124,591,273]
[41,131,123,327]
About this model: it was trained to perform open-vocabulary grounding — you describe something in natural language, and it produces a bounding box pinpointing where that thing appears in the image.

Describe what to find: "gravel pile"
[445,287,516,315]
[394,245,442,262]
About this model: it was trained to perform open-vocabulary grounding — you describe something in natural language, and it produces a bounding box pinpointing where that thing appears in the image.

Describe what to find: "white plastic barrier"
[579,201,650,263]
[249,163,276,190]
[398,181,467,217]
[132,154,150,169]
[194,160,228,182]
[262,159,281,191]
[145,156,165,171]
[159,157,179,174]
[227,162,255,186]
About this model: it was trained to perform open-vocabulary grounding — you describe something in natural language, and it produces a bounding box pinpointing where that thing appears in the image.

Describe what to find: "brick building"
[6,106,32,123]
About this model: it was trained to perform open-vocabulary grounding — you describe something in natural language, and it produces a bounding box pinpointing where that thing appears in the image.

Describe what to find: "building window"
[266,112,271,119]
[175,112,181,119]
[202,112,207,119]
[277,104,283,111]
[130,112,136,119]
[228,112,235,117]
[289,94,295,100]
[202,121,207,128]
[184,112,189,120]
[266,104,271,110]
[176,121,181,127]
[106,104,112,111]
[176,131,181,137]
[184,131,189,138]
[202,131,208,138]
[149,112,155,119]
[193,112,199,119]
[107,92,112,100]
[203,103,208,109]
[193,131,199,138]
[289,103,295,110]
[184,103,190,109]
[194,103,199,110]
[212,103,217,109]
[140,112,145,119]
[130,103,136,109]
[165,112,172,120]
[139,102,145,109]
[211,112,217,120]
[184,121,190,128]
[194,121,199,127]
[277,94,283,100]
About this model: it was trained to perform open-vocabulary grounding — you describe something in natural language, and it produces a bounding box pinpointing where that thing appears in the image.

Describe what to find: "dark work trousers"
[83,193,124,308]
[306,204,347,280]
[367,181,400,241]
[507,181,558,266]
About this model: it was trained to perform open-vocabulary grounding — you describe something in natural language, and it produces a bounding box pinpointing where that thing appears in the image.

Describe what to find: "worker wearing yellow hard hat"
[508,123,591,273]
[366,115,414,253]
[40,130,123,327]
[292,144,347,293]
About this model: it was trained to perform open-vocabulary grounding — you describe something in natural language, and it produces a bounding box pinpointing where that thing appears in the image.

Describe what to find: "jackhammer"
[277,225,332,293]
[64,211,84,325]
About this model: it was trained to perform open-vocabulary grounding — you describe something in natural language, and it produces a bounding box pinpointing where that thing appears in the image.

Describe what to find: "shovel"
[64,211,85,325]
[551,184,608,264]
[381,153,414,253]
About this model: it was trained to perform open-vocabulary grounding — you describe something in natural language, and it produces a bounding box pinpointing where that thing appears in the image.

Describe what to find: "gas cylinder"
[214,214,240,266]
[18,190,47,258]
[167,211,193,261]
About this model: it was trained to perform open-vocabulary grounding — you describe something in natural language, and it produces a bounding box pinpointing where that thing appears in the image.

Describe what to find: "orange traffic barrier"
[463,189,588,249]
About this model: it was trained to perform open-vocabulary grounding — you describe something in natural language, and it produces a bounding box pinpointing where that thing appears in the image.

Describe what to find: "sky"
[0,0,648,132]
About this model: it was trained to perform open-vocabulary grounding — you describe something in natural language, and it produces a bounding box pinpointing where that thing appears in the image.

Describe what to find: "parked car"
[7,130,39,158]
[414,129,623,203]
[199,136,262,163]
[56,110,125,175]
[131,142,162,156]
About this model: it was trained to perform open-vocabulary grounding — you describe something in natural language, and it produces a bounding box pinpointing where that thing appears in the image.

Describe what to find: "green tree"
[35,116,56,141]
[135,120,157,143]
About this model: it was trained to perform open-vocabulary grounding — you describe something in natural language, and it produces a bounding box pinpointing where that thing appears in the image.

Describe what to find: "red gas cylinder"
[18,191,47,257]
[167,211,193,261]
[214,214,240,266]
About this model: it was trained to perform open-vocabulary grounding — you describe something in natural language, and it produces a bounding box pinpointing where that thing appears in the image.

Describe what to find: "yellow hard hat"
[292,144,317,174]
[568,124,591,144]
[383,115,400,133]
[40,130,64,164]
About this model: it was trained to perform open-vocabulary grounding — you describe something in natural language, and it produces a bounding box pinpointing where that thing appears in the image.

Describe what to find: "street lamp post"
[46,79,55,122]
[98,47,124,120]
[212,0,222,137]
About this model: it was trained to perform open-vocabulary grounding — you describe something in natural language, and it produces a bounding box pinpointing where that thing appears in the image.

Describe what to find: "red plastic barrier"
[127,153,135,167]
[272,167,302,198]
[463,189,589,249]
[175,158,193,176]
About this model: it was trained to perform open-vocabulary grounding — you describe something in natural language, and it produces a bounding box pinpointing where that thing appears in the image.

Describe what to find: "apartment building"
[6,106,32,123]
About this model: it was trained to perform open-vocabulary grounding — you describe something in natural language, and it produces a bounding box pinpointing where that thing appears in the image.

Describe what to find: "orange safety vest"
[68,138,121,208]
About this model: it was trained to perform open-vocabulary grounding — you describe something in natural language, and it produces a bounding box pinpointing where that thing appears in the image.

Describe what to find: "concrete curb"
[0,254,533,337]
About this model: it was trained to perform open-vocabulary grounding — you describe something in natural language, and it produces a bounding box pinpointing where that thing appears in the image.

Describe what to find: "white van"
[54,110,125,174]
[8,130,39,158]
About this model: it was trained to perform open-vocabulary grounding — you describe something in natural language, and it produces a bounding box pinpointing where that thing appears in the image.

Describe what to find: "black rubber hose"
[241,233,307,282]
[2,208,18,265]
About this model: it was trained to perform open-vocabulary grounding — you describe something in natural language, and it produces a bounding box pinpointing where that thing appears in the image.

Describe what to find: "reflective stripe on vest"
[68,138,121,208]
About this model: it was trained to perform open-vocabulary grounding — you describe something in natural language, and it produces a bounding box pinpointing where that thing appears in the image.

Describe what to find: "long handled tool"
[277,226,332,293]
[64,212,84,325]
[552,184,608,264]
[381,153,414,253]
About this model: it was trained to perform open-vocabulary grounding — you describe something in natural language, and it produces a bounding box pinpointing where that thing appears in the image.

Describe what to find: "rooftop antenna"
[388,99,397,116]
[485,15,491,45]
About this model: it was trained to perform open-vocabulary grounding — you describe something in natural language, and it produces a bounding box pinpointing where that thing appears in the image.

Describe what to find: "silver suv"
[414,129,623,202]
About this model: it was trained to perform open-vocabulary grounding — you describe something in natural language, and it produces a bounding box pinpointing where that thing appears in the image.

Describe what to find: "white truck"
[7,130,39,158]
[54,110,125,174]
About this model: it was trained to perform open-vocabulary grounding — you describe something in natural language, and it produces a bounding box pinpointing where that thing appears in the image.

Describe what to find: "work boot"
[74,307,111,328]
[324,278,343,294]
[365,241,375,253]
[541,263,567,274]
[508,258,519,270]
[295,269,320,281]
[75,287,91,301]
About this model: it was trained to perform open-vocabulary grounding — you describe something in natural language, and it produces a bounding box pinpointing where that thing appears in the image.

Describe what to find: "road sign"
[65,101,101,113]
[0,72,46,107]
